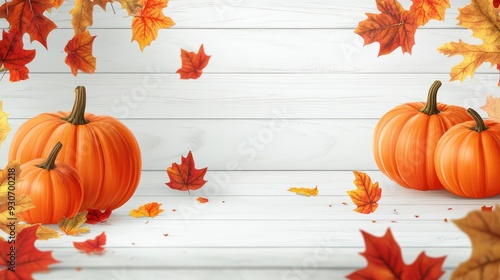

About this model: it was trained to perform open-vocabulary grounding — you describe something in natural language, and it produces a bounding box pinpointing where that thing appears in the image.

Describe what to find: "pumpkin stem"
[36,142,63,171]
[419,80,442,115]
[468,108,488,132]
[62,86,89,125]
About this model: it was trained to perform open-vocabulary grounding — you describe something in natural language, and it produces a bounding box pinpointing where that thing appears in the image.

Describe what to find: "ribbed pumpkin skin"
[435,119,500,198]
[373,103,471,190]
[17,147,84,224]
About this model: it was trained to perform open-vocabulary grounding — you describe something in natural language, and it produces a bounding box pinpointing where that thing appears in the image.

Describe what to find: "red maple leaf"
[73,232,107,254]
[347,228,446,279]
[0,30,36,82]
[166,151,207,192]
[494,0,500,8]
[354,0,418,56]
[64,30,97,76]
[176,44,211,79]
[86,208,112,224]
[0,224,59,279]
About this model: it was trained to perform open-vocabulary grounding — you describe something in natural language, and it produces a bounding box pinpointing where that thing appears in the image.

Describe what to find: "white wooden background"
[1,0,499,279]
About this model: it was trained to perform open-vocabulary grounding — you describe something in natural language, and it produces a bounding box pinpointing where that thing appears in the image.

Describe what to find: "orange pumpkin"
[373,80,472,190]
[435,108,500,198]
[17,142,83,224]
[9,86,141,211]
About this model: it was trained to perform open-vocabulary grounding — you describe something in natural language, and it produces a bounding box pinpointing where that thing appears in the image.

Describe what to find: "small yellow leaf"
[129,202,164,218]
[0,101,10,148]
[17,223,60,240]
[288,186,318,197]
[347,171,382,214]
[58,212,90,236]
[480,95,500,122]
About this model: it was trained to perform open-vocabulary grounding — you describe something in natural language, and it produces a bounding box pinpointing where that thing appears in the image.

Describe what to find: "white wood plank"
[0,73,494,119]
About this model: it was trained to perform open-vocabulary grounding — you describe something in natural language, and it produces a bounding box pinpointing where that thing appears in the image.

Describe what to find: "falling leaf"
[346,228,446,279]
[354,0,418,56]
[0,101,10,146]
[17,224,60,240]
[70,0,94,34]
[58,212,90,236]
[115,0,142,14]
[0,30,36,82]
[129,202,164,218]
[409,0,451,26]
[288,186,318,197]
[452,205,500,278]
[438,0,500,85]
[73,232,106,254]
[166,151,208,192]
[197,197,209,203]
[0,225,59,279]
[131,0,175,51]
[86,208,112,224]
[481,95,500,121]
[481,205,493,212]
[347,171,382,214]
[176,44,211,79]
[64,30,97,76]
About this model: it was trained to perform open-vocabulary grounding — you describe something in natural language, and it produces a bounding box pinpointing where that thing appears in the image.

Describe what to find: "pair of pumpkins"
[373,80,500,198]
[10,86,142,224]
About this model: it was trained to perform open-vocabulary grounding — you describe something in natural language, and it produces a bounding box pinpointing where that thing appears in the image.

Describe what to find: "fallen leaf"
[415,215,420,218]
[115,0,142,14]
[131,0,175,51]
[448,208,453,210]
[409,0,450,26]
[70,0,94,34]
[197,197,209,203]
[129,202,163,218]
[495,0,500,8]
[342,202,347,206]
[64,30,96,76]
[176,44,211,79]
[0,224,59,279]
[346,228,446,279]
[58,212,90,236]
[0,30,36,82]
[480,95,500,121]
[163,233,168,236]
[73,231,106,254]
[17,224,60,240]
[347,171,382,214]
[166,151,208,192]
[288,186,318,197]
[0,101,10,146]
[444,218,448,222]
[481,205,493,212]
[86,208,112,224]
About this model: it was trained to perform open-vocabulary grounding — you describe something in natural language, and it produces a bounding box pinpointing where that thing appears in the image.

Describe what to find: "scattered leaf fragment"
[73,232,106,254]
[64,30,96,76]
[347,171,382,214]
[288,186,318,197]
[129,202,164,218]
[481,205,493,212]
[166,151,208,192]
[448,207,453,210]
[131,0,175,51]
[86,208,112,224]
[197,197,209,203]
[444,218,448,222]
[163,233,168,237]
[342,202,347,206]
[415,215,420,218]
[176,44,211,79]
[58,212,90,236]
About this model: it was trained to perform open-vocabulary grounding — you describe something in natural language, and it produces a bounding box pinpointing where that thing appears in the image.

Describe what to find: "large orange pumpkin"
[9,86,141,211]
[17,142,84,224]
[373,80,472,190]
[435,108,500,198]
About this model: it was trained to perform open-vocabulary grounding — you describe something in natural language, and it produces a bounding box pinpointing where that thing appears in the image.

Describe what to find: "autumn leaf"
[347,228,446,279]
[197,197,209,203]
[495,0,500,8]
[58,212,90,236]
[0,101,10,147]
[451,205,500,278]
[438,0,500,85]
[176,44,211,79]
[131,0,175,51]
[480,95,500,121]
[17,224,60,240]
[129,202,163,218]
[70,0,94,34]
[0,224,59,279]
[0,31,36,82]
[116,0,142,15]
[86,208,112,224]
[74,232,106,254]
[288,186,318,197]
[64,30,97,76]
[354,0,418,56]
[166,151,208,192]
[347,171,381,214]
[409,0,451,26]
[481,205,493,212]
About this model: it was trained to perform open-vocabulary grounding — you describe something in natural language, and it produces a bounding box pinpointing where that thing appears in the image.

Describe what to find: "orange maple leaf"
[347,171,381,214]
[409,0,451,26]
[73,232,106,254]
[0,224,59,279]
[129,202,164,218]
[0,31,36,82]
[70,0,95,34]
[166,151,208,192]
[347,228,446,279]
[480,95,500,121]
[131,0,175,51]
[64,30,97,76]
[86,208,112,224]
[354,0,417,56]
[176,44,211,79]
[197,197,209,203]
[481,205,493,212]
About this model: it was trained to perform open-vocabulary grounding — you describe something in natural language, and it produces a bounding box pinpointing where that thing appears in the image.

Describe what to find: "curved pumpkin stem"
[419,80,442,115]
[37,142,63,171]
[468,108,488,133]
[62,86,89,125]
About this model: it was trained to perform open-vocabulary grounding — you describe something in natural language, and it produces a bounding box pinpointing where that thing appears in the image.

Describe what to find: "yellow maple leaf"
[116,0,142,15]
[480,95,500,121]
[131,0,175,51]
[288,186,319,197]
[70,0,94,34]
[438,0,500,84]
[58,212,90,236]
[0,101,10,148]
[17,223,60,240]
[451,205,500,278]
[129,202,163,218]
[347,171,382,214]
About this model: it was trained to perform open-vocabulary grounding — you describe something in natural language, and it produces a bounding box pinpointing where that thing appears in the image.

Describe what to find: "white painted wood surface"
[0,0,497,279]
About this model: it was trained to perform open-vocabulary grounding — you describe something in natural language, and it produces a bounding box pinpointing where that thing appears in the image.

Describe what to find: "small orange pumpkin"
[17,142,83,224]
[9,86,141,211]
[373,80,472,190]
[435,108,500,198]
